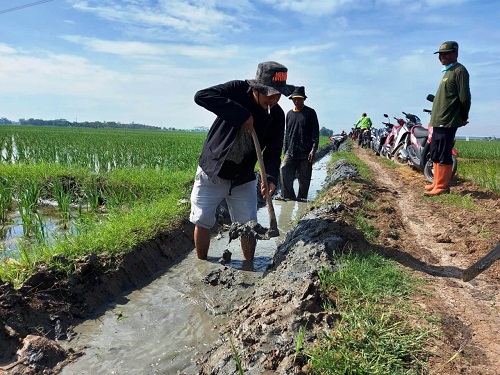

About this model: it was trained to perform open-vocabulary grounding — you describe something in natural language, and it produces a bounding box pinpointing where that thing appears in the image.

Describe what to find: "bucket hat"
[434,41,459,54]
[289,86,307,99]
[247,61,295,96]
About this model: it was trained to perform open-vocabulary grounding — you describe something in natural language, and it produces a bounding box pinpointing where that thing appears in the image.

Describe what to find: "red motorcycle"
[400,95,458,182]
[380,114,405,159]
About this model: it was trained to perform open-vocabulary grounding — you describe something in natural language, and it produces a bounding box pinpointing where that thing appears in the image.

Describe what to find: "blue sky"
[0,0,499,137]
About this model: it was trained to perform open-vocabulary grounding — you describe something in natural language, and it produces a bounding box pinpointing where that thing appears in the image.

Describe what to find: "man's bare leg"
[194,225,210,260]
[241,235,256,260]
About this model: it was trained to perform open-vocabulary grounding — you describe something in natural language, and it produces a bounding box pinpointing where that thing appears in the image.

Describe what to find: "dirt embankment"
[1,142,499,374]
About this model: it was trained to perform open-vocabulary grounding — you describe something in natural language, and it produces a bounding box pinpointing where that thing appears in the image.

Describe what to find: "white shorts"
[190,166,257,229]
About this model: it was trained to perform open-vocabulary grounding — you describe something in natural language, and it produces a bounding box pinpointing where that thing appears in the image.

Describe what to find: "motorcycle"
[360,129,372,149]
[372,115,394,156]
[400,94,458,182]
[380,114,406,161]
[390,111,422,165]
[407,94,458,183]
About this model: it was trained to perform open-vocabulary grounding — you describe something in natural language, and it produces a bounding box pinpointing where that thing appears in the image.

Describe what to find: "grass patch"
[426,191,476,210]
[307,250,431,374]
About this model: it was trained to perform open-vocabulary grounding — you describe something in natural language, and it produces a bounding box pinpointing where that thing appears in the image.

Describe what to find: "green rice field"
[455,140,500,193]
[0,126,206,285]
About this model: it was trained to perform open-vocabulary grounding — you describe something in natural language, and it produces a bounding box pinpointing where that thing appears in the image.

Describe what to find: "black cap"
[434,41,459,54]
[246,61,295,96]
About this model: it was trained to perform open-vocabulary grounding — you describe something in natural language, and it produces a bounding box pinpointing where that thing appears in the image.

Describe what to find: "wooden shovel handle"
[250,128,278,233]
[462,242,500,282]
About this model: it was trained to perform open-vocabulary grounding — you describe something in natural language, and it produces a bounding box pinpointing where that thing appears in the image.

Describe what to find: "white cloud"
[61,35,239,59]
[0,44,16,54]
[68,0,248,42]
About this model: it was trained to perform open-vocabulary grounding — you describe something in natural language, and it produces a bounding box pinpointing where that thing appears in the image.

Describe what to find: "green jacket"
[430,62,471,128]
[355,116,372,130]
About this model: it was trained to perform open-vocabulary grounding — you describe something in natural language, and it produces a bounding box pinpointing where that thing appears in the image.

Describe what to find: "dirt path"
[354,146,500,375]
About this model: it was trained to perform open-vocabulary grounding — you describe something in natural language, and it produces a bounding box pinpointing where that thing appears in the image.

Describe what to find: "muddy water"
[60,155,331,375]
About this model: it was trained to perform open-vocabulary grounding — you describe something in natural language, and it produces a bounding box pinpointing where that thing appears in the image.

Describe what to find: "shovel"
[227,127,279,243]
[462,242,500,282]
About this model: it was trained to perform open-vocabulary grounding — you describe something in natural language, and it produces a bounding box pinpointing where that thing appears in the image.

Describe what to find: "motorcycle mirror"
[383,114,388,118]
[426,94,435,102]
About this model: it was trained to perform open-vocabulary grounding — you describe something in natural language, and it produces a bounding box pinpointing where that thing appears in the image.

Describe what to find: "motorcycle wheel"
[392,144,408,166]
[424,160,434,183]
[424,156,458,183]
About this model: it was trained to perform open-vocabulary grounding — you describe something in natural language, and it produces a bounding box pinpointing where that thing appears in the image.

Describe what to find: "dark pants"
[280,155,313,200]
[430,127,457,165]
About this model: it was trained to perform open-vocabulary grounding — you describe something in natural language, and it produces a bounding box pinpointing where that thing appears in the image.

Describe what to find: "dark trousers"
[430,127,457,165]
[280,155,313,200]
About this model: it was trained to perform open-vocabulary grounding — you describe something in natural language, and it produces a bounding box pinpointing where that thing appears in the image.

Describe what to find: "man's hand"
[242,115,254,133]
[308,151,315,163]
[261,180,276,199]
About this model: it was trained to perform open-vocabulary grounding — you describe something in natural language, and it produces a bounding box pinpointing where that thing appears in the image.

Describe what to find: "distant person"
[279,86,319,201]
[425,41,471,195]
[329,134,343,151]
[190,61,295,260]
[354,113,372,146]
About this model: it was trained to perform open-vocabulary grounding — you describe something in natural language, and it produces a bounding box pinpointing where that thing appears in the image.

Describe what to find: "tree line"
[0,117,161,131]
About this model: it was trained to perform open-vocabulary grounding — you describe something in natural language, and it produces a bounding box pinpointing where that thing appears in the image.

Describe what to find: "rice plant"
[17,179,44,238]
[0,177,14,223]
[52,179,73,225]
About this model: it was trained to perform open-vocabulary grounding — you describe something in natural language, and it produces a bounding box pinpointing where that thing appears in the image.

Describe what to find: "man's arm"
[194,80,251,126]
[457,68,471,123]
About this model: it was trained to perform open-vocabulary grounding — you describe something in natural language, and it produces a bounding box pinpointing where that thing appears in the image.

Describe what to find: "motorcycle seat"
[413,126,428,138]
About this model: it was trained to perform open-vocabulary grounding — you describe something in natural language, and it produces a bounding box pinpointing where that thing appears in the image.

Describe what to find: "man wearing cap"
[279,86,320,201]
[190,61,295,260]
[425,41,471,196]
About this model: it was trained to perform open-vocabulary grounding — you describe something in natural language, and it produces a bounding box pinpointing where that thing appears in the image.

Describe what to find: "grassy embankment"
[299,149,434,374]
[302,142,500,373]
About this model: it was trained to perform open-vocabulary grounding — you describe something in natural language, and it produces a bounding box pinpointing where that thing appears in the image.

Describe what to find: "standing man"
[280,86,319,201]
[425,41,471,195]
[190,61,295,260]
[354,113,372,146]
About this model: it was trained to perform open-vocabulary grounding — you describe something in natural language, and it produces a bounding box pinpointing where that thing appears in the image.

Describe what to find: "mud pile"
[197,204,350,374]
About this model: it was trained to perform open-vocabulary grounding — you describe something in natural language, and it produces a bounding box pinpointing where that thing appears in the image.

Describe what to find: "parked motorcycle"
[391,111,422,165]
[398,94,458,182]
[380,114,405,159]
[372,115,394,156]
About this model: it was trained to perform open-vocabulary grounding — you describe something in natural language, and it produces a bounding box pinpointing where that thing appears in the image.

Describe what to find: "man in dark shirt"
[280,86,320,201]
[190,61,295,260]
[425,41,471,195]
